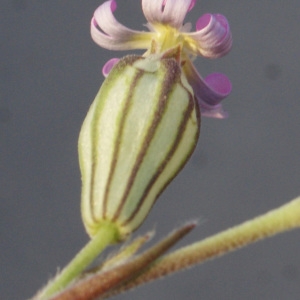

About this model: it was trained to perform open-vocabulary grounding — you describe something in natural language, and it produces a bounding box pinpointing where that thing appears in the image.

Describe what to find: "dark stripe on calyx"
[122,86,196,227]
[112,59,183,222]
[102,70,144,219]
[88,56,142,222]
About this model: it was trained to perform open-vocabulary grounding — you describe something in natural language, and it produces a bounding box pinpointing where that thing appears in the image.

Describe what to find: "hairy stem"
[108,195,300,296]
[35,222,119,300]
[48,222,196,300]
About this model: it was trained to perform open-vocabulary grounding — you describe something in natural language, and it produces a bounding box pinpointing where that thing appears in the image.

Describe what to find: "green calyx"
[79,48,200,240]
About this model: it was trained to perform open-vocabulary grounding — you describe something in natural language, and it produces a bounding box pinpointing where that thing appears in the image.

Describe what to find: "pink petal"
[188,0,196,11]
[183,59,231,119]
[91,0,152,50]
[142,0,193,29]
[189,13,232,58]
[204,73,232,104]
[102,58,120,77]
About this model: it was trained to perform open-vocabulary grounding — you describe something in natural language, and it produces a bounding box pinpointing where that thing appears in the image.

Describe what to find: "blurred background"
[1,0,300,299]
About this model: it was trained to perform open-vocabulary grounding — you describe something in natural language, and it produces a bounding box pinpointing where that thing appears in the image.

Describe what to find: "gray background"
[1,0,300,299]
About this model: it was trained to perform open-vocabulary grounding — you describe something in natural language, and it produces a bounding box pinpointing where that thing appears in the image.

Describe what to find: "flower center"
[152,24,185,54]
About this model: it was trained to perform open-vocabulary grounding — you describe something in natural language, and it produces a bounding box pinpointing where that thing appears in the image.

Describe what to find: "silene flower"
[79,0,232,240]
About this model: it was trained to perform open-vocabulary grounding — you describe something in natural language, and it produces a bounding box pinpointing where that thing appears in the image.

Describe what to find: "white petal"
[142,0,192,28]
[91,0,152,50]
[142,0,162,24]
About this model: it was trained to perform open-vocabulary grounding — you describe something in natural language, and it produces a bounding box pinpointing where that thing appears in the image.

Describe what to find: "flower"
[79,53,200,239]
[79,0,232,239]
[91,0,232,118]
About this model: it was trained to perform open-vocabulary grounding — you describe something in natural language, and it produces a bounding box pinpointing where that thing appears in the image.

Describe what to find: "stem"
[48,222,196,300]
[106,195,300,295]
[37,222,119,300]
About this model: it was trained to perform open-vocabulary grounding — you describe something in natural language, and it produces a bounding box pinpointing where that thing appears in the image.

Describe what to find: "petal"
[91,0,153,50]
[187,0,196,11]
[200,104,228,119]
[102,58,120,77]
[204,73,232,104]
[142,0,193,28]
[163,0,195,11]
[187,13,232,58]
[183,59,231,118]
